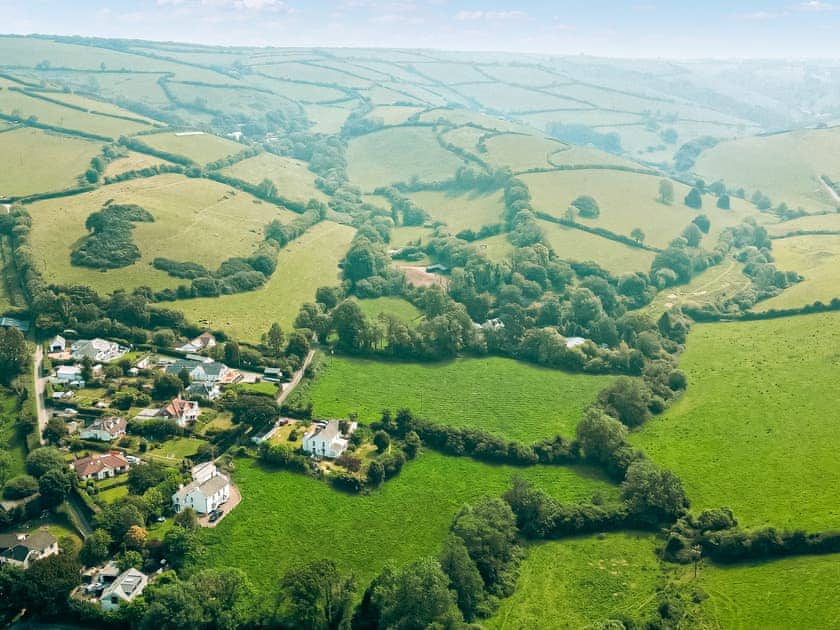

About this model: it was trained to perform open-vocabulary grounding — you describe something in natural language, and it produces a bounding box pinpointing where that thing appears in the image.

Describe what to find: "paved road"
[277,348,316,407]
[32,344,48,446]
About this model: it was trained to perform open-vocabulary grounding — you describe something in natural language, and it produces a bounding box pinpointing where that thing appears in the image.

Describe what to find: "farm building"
[0,317,30,333]
[72,451,130,481]
[48,335,66,353]
[0,530,59,569]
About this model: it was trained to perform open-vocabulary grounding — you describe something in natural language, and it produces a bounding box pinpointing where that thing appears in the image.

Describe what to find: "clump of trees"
[571,195,600,219]
[71,204,154,270]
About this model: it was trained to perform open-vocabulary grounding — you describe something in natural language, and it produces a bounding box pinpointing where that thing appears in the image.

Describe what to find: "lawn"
[308,355,614,442]
[175,221,355,342]
[97,483,130,504]
[408,189,505,234]
[347,126,465,192]
[28,173,298,294]
[220,152,327,204]
[753,235,840,311]
[695,126,840,213]
[633,312,840,531]
[522,169,766,249]
[488,533,664,629]
[140,131,244,165]
[357,297,423,326]
[0,127,101,198]
[539,220,656,274]
[201,453,619,596]
[144,437,206,464]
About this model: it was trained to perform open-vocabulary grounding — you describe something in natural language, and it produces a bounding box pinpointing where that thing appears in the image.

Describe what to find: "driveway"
[33,344,48,445]
[198,481,241,528]
[277,348,315,407]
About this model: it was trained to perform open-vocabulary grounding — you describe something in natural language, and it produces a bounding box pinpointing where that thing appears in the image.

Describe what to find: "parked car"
[208,509,223,523]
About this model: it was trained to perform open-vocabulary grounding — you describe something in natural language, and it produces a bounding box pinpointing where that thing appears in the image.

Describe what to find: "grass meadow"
[346,126,465,191]
[0,388,27,477]
[140,131,244,165]
[482,133,569,171]
[633,312,840,531]
[220,152,327,204]
[356,297,423,326]
[408,189,505,234]
[201,453,618,596]
[488,533,664,629]
[308,355,614,442]
[175,221,355,342]
[539,220,656,274]
[766,212,840,237]
[302,103,353,134]
[103,151,172,178]
[0,127,101,197]
[28,174,297,293]
[644,258,751,316]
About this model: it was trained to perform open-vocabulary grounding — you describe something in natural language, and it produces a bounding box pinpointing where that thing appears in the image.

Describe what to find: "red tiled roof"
[72,451,129,477]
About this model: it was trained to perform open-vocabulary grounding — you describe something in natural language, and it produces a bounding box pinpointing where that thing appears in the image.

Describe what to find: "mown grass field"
[539,220,656,274]
[408,189,505,234]
[28,173,297,293]
[103,151,171,178]
[488,533,664,629]
[633,312,840,531]
[522,169,766,249]
[308,355,613,442]
[695,126,840,212]
[175,221,355,342]
[0,127,101,197]
[753,235,840,311]
[201,453,618,596]
[698,553,840,629]
[356,297,423,326]
[346,126,465,191]
[220,152,327,204]
[140,131,244,165]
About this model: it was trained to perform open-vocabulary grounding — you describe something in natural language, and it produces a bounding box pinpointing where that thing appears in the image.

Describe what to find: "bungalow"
[100,568,148,612]
[163,398,200,427]
[172,462,230,515]
[302,420,352,459]
[54,364,84,386]
[165,358,240,385]
[72,451,130,481]
[79,416,127,442]
[71,338,127,363]
[0,530,59,569]
[48,335,66,353]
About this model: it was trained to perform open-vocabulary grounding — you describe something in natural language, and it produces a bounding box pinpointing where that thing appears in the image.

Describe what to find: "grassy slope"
[481,133,570,171]
[633,312,840,531]
[408,189,505,234]
[309,355,613,442]
[103,151,171,178]
[175,221,355,342]
[220,152,327,204]
[488,533,664,629]
[0,127,101,197]
[201,454,618,596]
[346,126,465,192]
[140,132,244,165]
[357,297,423,326]
[539,220,656,274]
[644,258,750,316]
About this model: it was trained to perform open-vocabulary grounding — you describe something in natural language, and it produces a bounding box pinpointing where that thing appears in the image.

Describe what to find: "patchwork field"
[220,152,327,204]
[481,133,569,171]
[140,131,244,165]
[175,221,355,341]
[633,312,840,531]
[540,220,656,274]
[308,355,614,442]
[766,212,840,237]
[201,453,619,595]
[488,533,664,629]
[754,235,840,311]
[103,151,171,178]
[695,127,840,213]
[366,105,424,125]
[408,189,505,233]
[0,127,101,197]
[303,103,353,134]
[28,174,297,293]
[346,126,465,191]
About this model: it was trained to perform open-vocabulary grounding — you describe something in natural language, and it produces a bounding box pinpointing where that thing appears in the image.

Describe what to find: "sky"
[0,1,838,58]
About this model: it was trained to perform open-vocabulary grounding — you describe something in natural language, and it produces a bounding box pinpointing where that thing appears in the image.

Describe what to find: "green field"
[366,105,424,125]
[481,133,570,171]
[476,233,516,262]
[28,174,297,293]
[766,212,840,237]
[346,126,465,191]
[175,221,355,342]
[144,437,205,463]
[0,127,101,197]
[540,220,656,273]
[357,297,423,326]
[303,103,353,134]
[103,151,171,178]
[308,355,614,442]
[220,152,327,204]
[201,453,618,595]
[0,388,27,478]
[633,312,840,531]
[140,131,244,165]
[488,533,664,629]
[754,235,840,311]
[408,189,505,234]
[695,127,840,213]
[645,258,751,316]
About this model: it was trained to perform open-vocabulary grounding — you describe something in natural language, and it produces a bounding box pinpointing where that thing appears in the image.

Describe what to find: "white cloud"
[200,0,291,10]
[734,10,786,20]
[454,10,528,21]
[797,0,836,10]
[369,13,424,24]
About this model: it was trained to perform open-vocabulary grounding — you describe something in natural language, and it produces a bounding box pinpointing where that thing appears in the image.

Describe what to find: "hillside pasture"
[220,152,327,204]
[28,174,297,293]
[488,533,663,629]
[766,212,840,237]
[0,127,101,197]
[481,133,569,171]
[539,220,656,274]
[37,91,162,125]
[164,81,295,119]
[140,131,244,165]
[201,453,618,595]
[357,297,423,327]
[175,221,354,342]
[346,126,465,191]
[645,258,751,315]
[103,151,172,179]
[408,189,505,234]
[308,355,614,443]
[633,312,840,531]
[365,105,424,125]
[303,103,353,134]
[457,82,587,113]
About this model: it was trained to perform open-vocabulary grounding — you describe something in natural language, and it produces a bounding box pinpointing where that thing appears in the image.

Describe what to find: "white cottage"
[172,463,230,514]
[302,420,350,459]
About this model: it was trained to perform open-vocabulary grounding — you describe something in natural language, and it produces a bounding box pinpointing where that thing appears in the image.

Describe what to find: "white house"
[172,463,230,515]
[564,336,587,349]
[175,332,217,354]
[302,420,351,459]
[71,338,127,363]
[163,398,200,427]
[0,530,59,569]
[100,568,148,612]
[72,451,130,481]
[48,335,66,353]
[165,358,240,384]
[80,416,127,442]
